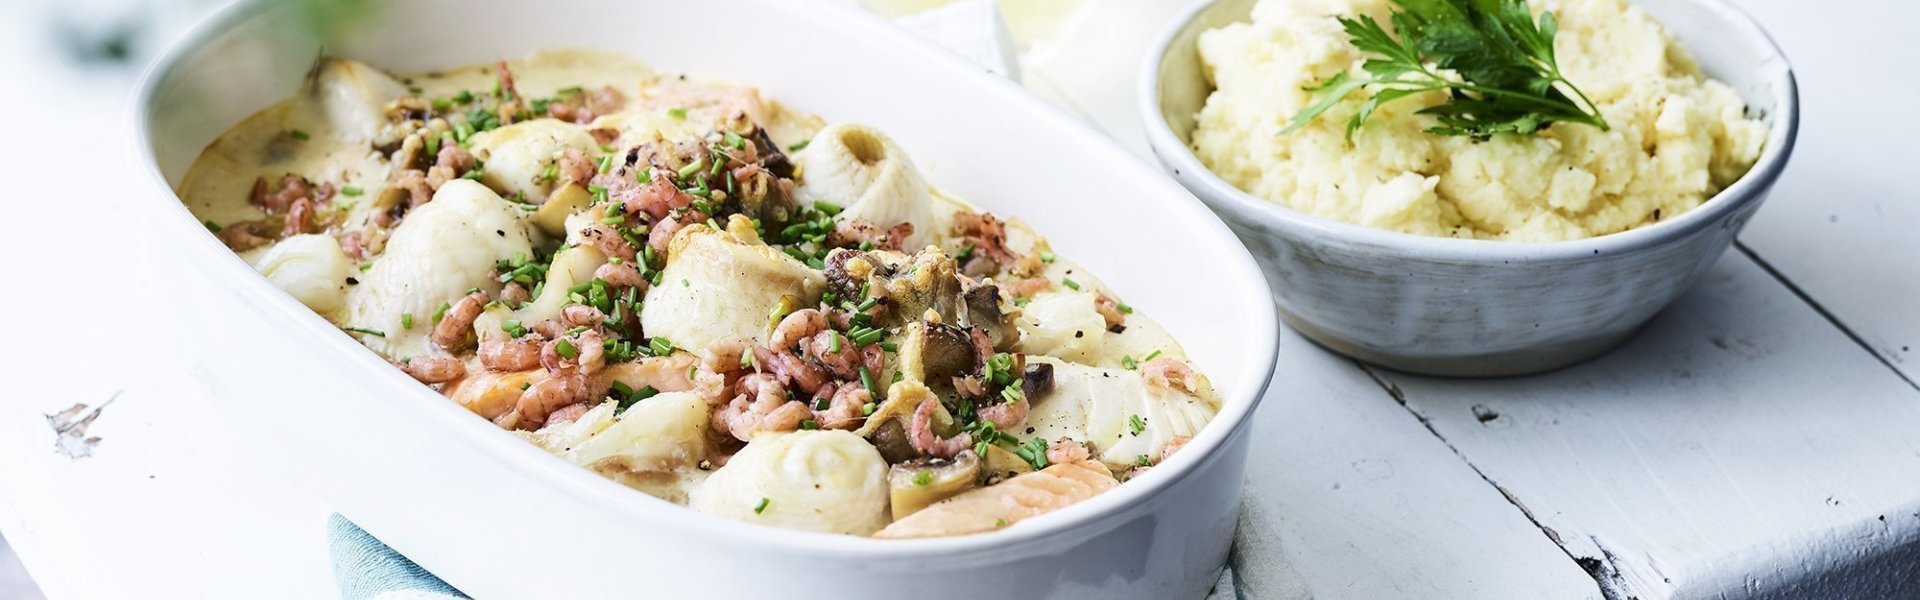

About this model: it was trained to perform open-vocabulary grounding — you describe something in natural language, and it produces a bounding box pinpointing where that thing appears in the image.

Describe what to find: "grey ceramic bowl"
[1140,0,1798,376]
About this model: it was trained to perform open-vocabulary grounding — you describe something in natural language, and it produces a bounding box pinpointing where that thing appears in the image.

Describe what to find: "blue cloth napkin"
[327,515,468,600]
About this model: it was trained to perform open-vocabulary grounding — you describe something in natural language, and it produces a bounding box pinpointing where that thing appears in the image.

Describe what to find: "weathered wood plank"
[1237,328,1602,599]
[1730,0,1920,384]
[1376,252,1920,599]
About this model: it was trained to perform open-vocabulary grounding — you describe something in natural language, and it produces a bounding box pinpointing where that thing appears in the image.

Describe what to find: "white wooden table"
[1,1,1915,598]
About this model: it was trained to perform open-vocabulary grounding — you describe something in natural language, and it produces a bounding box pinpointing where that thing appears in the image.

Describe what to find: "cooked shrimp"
[431,292,488,350]
[499,282,531,307]
[561,304,606,329]
[581,223,639,261]
[402,356,466,384]
[975,394,1029,431]
[506,370,587,430]
[910,397,973,459]
[545,402,591,427]
[813,383,871,430]
[1046,438,1092,465]
[594,261,647,291]
[755,347,828,395]
[1141,357,1200,393]
[479,338,542,372]
[541,331,606,375]
[714,373,809,441]
[801,330,884,380]
[770,309,829,352]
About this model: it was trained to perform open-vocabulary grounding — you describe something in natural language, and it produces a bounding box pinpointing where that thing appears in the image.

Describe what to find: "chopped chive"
[401,313,415,330]
[202,220,222,233]
[859,366,880,400]
[828,330,842,353]
[1136,454,1152,467]
[358,263,373,271]
[788,140,810,152]
[1142,349,1163,362]
[1121,355,1139,370]
[724,131,745,149]
[668,107,688,120]
[913,470,933,486]
[502,319,528,338]
[289,129,310,140]
[753,497,770,514]
[811,201,842,216]
[861,402,876,415]
[432,302,452,324]
[1118,303,1134,314]
[650,337,675,357]
[555,338,579,360]
[343,326,384,337]
[799,419,820,430]
[879,341,899,353]
[340,186,365,197]
[1129,414,1146,436]
[677,159,706,179]
[1062,278,1081,291]
[1039,251,1055,263]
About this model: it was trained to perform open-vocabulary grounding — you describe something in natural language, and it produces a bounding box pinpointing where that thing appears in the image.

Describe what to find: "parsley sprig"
[1283,0,1608,140]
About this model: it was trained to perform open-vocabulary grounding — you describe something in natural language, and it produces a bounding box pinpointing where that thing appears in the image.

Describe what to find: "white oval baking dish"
[133,1,1280,598]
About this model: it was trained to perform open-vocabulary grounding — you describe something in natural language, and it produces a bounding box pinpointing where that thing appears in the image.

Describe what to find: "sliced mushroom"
[962,281,1016,349]
[897,321,977,385]
[979,443,1036,483]
[533,183,592,236]
[1022,361,1054,402]
[888,451,981,519]
[869,419,918,464]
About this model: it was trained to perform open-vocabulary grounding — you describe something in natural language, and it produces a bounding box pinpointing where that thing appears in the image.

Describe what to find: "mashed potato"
[1191,0,1768,241]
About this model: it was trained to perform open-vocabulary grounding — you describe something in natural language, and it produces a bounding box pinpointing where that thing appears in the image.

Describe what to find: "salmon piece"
[872,459,1118,539]
[444,367,544,420]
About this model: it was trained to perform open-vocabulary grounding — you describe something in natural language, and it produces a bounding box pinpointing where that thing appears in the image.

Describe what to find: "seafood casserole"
[181,49,1219,538]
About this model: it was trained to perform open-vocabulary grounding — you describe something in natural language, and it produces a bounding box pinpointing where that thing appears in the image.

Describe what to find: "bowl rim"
[131,0,1281,561]
[1138,0,1801,262]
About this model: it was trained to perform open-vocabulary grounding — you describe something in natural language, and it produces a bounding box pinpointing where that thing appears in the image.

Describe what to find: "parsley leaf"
[1283,0,1608,140]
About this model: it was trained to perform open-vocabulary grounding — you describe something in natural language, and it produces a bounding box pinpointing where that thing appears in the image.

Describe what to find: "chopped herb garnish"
[913,470,933,486]
[289,129,310,141]
[649,337,675,357]
[203,220,222,233]
[1117,303,1134,314]
[667,107,688,120]
[612,384,660,415]
[788,140,810,152]
[1039,251,1056,263]
[502,319,528,338]
[753,497,770,514]
[401,313,415,330]
[1136,454,1153,467]
[343,326,385,337]
[555,338,579,360]
[1062,278,1081,291]
[799,419,820,430]
[1142,349,1163,362]
[1121,355,1139,370]
[859,366,880,400]
[432,301,452,324]
[1129,414,1146,436]
[340,186,364,197]
[1284,0,1609,140]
